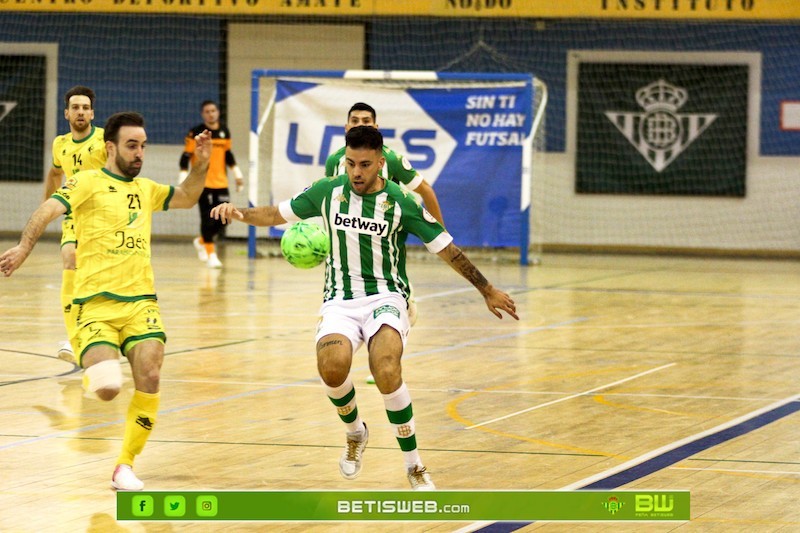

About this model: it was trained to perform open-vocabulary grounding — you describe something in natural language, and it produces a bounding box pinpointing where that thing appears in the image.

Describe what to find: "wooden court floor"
[1,237,798,532]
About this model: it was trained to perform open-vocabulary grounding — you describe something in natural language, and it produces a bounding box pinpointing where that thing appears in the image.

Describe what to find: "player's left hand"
[484,288,519,320]
[235,178,244,193]
[210,202,244,224]
[193,129,212,163]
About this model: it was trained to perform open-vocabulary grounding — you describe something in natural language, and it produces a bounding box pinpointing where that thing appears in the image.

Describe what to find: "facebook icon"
[131,495,154,517]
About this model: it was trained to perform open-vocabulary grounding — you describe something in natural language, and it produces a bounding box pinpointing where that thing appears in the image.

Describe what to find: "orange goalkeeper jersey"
[182,124,236,189]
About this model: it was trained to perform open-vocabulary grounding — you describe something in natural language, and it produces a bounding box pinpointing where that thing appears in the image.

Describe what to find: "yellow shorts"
[60,216,76,247]
[73,297,166,365]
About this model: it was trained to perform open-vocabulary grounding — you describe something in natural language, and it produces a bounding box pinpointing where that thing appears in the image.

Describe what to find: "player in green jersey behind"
[44,86,108,364]
[1,112,212,491]
[325,101,444,226]
[211,125,518,491]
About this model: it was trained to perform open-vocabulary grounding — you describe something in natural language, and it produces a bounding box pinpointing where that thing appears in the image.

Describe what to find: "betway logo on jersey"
[332,212,389,237]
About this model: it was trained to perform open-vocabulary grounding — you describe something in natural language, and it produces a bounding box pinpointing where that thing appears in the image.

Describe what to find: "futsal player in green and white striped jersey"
[326,102,443,353]
[211,125,518,491]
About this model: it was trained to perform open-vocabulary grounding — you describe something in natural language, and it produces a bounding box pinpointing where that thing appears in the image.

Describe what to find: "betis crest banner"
[575,62,749,197]
[271,77,532,247]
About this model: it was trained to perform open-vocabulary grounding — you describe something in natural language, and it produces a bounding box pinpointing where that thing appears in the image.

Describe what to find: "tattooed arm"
[437,242,519,320]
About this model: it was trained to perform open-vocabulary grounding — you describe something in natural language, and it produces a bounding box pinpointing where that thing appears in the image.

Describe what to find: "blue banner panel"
[271,79,532,247]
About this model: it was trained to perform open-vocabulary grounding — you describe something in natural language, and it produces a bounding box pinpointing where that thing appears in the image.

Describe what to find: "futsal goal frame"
[248,69,547,265]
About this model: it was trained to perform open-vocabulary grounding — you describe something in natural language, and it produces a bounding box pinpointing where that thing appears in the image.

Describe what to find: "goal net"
[249,70,547,265]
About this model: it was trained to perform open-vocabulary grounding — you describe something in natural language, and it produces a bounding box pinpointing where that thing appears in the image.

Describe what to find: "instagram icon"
[196,495,218,517]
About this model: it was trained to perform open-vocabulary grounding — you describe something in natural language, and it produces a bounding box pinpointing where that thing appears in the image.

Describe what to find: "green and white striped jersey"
[278,174,452,302]
[325,144,424,191]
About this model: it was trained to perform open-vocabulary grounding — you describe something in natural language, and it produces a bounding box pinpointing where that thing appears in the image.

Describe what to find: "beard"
[71,120,90,135]
[116,153,142,178]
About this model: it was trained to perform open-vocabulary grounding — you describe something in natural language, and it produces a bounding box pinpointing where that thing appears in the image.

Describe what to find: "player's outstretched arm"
[171,129,212,209]
[0,198,66,277]
[210,203,287,227]
[437,242,519,320]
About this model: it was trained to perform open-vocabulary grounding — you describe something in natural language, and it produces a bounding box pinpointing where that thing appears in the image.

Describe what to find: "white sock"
[324,377,364,434]
[383,382,422,467]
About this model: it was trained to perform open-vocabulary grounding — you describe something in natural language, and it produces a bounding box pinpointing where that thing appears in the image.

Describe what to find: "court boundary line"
[456,392,800,533]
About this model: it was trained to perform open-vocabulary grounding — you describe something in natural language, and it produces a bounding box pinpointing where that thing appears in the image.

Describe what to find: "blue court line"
[473,396,800,532]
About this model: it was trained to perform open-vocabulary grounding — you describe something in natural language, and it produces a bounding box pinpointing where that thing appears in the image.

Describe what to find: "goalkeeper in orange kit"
[179,100,244,269]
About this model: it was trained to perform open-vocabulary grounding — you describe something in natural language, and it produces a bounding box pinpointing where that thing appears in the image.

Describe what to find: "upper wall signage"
[3,0,799,20]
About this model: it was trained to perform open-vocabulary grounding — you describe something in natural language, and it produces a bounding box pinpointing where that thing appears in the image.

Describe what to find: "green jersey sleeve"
[396,189,452,253]
[324,146,346,177]
[283,175,341,220]
[383,146,422,190]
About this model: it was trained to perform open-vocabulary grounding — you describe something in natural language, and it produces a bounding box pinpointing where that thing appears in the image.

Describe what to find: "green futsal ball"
[280,221,330,269]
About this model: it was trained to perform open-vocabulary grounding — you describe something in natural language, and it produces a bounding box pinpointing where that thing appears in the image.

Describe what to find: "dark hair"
[64,85,96,109]
[201,100,219,111]
[346,125,383,151]
[348,102,376,121]
[104,112,145,143]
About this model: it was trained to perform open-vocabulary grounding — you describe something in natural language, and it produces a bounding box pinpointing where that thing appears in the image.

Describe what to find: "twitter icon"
[164,495,186,517]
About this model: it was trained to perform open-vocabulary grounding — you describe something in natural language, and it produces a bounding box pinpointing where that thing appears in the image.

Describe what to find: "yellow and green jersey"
[51,125,107,177]
[52,168,175,304]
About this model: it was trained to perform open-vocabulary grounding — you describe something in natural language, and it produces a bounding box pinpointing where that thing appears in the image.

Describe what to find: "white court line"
[2,316,579,452]
[453,392,800,533]
[464,363,676,430]
[559,392,800,490]
[670,466,800,476]
[146,380,786,405]
[157,380,778,402]
[452,521,494,533]
[414,287,474,300]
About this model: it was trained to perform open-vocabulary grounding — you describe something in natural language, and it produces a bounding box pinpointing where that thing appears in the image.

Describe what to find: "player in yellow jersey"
[1,112,212,491]
[43,86,108,364]
[179,100,243,269]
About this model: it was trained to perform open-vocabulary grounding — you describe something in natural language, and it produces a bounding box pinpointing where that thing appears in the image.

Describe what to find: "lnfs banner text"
[271,79,532,247]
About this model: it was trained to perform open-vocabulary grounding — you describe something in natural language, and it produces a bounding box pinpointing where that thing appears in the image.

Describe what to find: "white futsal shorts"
[315,292,410,353]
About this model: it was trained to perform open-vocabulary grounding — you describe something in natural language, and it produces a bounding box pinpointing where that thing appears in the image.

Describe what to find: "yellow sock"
[61,269,75,339]
[117,390,160,467]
